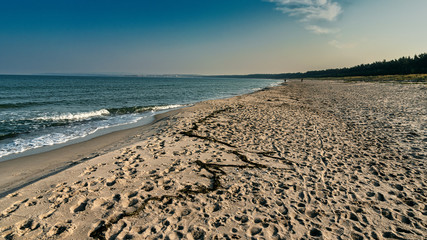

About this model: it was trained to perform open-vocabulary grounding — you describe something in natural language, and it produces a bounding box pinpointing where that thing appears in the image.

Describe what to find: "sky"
[0,0,426,75]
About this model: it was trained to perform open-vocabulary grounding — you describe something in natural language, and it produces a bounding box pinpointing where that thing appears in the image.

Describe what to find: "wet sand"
[0,110,179,198]
[0,80,426,239]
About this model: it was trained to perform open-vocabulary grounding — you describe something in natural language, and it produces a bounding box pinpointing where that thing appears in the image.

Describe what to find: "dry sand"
[0,80,426,239]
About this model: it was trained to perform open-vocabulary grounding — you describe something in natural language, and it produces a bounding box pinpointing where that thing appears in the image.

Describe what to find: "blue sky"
[0,0,426,75]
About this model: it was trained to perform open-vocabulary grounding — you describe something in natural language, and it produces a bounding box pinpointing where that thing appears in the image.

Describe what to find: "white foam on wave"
[0,105,187,159]
[251,81,282,91]
[151,104,184,111]
[33,109,110,121]
[0,113,151,159]
[270,80,283,87]
[0,127,104,159]
[251,87,263,91]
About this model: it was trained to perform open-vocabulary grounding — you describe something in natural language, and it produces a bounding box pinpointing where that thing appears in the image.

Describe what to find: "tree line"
[219,53,427,79]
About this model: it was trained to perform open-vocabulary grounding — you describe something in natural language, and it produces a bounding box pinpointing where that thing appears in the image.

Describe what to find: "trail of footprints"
[0,146,146,238]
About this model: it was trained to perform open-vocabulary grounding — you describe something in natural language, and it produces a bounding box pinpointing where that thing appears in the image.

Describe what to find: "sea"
[0,75,281,161]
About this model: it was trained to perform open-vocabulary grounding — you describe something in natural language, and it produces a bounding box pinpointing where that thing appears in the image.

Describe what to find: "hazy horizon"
[1,53,425,77]
[1,0,426,75]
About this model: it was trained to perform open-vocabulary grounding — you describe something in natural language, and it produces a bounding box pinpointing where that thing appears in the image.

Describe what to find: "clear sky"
[1,0,426,75]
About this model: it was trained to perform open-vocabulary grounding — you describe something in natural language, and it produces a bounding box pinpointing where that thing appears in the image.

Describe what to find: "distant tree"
[217,53,427,79]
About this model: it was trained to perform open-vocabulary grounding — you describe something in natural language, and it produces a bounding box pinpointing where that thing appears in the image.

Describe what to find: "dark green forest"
[220,53,427,79]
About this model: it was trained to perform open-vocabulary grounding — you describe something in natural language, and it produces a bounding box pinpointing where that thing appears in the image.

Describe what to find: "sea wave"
[0,127,101,159]
[0,114,152,159]
[107,104,184,115]
[1,104,184,141]
[33,109,110,121]
[106,106,151,115]
[151,104,184,111]
[0,104,185,159]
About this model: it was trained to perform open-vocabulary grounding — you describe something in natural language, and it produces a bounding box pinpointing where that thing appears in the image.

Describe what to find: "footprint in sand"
[39,209,56,219]
[126,191,138,198]
[70,198,88,213]
[248,226,262,236]
[6,192,21,198]
[46,221,74,238]
[120,193,140,208]
[188,226,207,240]
[309,228,322,238]
[105,177,117,187]
[24,198,38,207]
[1,198,28,218]
[142,182,155,192]
[80,166,98,176]
[48,193,70,208]
[16,218,40,236]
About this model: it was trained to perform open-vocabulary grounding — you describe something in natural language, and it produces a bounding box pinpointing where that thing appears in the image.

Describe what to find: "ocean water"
[0,75,281,160]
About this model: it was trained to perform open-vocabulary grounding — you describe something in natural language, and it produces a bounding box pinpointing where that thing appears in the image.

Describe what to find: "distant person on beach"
[301,79,303,82]
[283,79,287,83]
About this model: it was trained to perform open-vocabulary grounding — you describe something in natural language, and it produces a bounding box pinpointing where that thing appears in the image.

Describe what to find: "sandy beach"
[0,80,426,239]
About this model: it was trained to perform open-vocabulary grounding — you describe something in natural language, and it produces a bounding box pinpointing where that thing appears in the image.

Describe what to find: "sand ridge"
[0,80,426,239]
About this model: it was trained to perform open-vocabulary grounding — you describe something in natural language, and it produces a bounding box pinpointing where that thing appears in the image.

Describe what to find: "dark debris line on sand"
[90,107,295,240]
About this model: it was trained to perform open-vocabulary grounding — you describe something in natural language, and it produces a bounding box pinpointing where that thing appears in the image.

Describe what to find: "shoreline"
[0,108,182,198]
[0,114,156,163]
[0,79,281,163]
[0,80,425,239]
[0,82,280,197]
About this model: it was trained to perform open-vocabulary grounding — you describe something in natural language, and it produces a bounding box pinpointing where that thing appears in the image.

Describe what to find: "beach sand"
[0,80,426,239]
